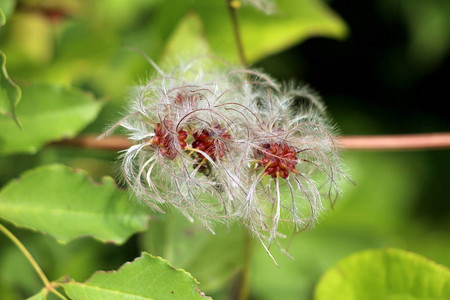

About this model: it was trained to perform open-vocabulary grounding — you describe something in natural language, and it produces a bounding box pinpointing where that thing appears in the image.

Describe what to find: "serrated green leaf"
[195,0,348,63]
[61,252,210,300]
[0,164,149,244]
[129,0,347,65]
[0,84,103,155]
[0,50,21,127]
[314,248,450,300]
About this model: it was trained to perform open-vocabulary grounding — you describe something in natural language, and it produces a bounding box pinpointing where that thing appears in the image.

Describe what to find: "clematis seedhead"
[103,58,347,255]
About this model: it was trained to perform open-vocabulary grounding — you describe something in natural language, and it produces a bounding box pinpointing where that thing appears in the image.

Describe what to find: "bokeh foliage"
[0,0,449,299]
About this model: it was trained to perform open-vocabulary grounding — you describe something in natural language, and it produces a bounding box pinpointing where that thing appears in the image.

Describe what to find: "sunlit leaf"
[61,252,210,300]
[0,164,149,244]
[0,84,103,155]
[314,248,450,300]
[0,50,21,127]
[3,12,54,67]
[194,0,348,63]
[0,9,5,27]
[161,12,210,61]
[0,0,16,23]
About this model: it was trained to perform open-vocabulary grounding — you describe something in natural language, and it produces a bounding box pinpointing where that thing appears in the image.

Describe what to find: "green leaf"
[61,252,210,300]
[0,50,22,128]
[0,0,15,22]
[0,84,103,155]
[161,12,210,61]
[0,9,5,27]
[195,0,348,63]
[26,289,46,300]
[314,248,450,300]
[402,1,450,73]
[0,164,149,244]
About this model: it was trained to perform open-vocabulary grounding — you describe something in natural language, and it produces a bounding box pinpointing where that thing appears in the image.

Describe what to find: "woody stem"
[52,132,450,151]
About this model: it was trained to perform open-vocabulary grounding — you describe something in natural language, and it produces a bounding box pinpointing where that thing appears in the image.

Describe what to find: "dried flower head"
[103,59,260,231]
[233,83,346,255]
[104,58,346,256]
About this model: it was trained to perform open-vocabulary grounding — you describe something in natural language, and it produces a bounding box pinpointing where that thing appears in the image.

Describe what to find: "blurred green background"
[0,0,449,299]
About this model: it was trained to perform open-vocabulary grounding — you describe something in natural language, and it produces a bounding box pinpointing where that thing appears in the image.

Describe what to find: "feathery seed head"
[105,59,347,257]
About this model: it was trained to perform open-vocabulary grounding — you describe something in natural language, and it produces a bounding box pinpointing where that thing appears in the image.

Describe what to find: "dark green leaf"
[0,164,149,244]
[26,289,46,300]
[0,50,21,127]
[0,84,103,155]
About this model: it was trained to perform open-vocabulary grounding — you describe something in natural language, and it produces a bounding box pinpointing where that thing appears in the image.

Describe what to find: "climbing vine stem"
[0,223,68,300]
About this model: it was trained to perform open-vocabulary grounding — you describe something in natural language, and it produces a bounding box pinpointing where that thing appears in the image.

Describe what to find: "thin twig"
[0,223,68,300]
[0,223,51,287]
[238,230,252,300]
[225,3,252,300]
[52,132,450,151]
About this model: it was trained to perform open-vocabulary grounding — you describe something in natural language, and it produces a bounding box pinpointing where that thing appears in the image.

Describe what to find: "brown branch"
[52,135,133,151]
[52,132,450,151]
[338,132,450,150]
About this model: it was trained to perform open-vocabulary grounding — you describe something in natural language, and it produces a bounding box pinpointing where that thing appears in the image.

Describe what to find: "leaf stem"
[238,229,252,300]
[51,288,68,300]
[0,223,68,300]
[225,2,252,299]
[0,223,51,286]
[226,0,247,66]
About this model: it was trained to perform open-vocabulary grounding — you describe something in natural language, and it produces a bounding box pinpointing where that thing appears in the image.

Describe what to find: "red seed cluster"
[259,143,298,179]
[151,123,187,159]
[192,125,231,161]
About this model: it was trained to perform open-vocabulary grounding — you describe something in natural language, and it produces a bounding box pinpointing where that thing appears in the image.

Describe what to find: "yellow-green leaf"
[315,248,450,300]
[61,252,210,300]
[195,0,348,63]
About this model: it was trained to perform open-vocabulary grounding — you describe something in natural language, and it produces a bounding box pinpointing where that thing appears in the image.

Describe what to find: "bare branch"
[338,133,450,150]
[52,132,450,151]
